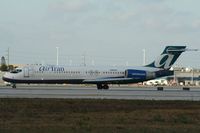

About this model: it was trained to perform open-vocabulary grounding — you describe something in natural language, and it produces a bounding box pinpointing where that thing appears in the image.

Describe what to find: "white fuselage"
[3,65,160,84]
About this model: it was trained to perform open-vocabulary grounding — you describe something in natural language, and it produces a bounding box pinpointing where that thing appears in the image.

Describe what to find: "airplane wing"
[83,77,133,84]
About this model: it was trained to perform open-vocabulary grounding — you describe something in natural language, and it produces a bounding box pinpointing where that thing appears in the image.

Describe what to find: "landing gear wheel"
[12,84,16,88]
[97,84,103,90]
[103,84,109,90]
[97,84,109,90]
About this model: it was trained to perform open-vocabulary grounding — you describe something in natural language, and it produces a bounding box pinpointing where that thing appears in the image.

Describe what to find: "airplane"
[2,46,189,89]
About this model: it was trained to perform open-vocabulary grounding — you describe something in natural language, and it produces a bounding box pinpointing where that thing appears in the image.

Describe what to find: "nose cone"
[2,72,13,83]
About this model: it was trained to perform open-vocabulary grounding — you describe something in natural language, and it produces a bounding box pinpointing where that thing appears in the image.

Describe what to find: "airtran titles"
[39,66,65,72]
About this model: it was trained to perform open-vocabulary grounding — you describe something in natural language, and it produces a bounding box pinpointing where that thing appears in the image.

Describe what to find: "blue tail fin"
[146,46,186,69]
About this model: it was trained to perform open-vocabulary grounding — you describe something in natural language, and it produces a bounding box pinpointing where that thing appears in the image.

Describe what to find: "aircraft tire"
[97,84,103,90]
[103,84,109,90]
[12,84,16,88]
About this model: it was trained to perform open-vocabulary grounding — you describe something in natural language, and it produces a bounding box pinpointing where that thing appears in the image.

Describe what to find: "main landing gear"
[97,84,109,90]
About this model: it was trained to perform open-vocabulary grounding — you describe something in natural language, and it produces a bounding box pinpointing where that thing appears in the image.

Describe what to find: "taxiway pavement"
[0,85,200,100]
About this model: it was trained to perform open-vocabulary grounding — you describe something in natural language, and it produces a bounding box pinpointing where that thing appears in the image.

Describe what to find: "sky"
[0,0,200,68]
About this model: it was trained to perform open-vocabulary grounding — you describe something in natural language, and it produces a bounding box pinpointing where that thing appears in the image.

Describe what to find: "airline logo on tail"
[154,54,175,69]
[146,46,186,69]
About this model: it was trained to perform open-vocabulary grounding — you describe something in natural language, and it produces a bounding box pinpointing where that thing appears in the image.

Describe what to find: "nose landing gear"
[12,84,16,88]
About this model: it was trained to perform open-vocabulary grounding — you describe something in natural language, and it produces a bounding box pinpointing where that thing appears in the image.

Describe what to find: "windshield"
[10,69,22,74]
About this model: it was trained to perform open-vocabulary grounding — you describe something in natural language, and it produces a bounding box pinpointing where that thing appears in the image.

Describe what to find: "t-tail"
[146,46,187,70]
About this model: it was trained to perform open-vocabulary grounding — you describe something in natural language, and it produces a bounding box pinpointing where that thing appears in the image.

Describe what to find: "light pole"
[143,49,146,66]
[56,47,59,65]
[191,68,194,85]
[7,47,9,66]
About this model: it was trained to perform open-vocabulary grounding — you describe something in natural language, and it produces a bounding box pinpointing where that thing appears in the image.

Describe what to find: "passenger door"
[24,67,29,77]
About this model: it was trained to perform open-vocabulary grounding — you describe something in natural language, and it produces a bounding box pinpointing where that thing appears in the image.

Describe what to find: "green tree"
[8,65,14,71]
[0,64,8,71]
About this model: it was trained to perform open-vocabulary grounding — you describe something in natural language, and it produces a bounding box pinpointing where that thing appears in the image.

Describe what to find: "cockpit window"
[11,69,22,74]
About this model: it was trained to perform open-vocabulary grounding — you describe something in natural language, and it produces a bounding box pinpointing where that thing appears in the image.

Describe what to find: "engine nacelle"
[125,69,172,80]
[125,69,156,80]
[125,69,147,80]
